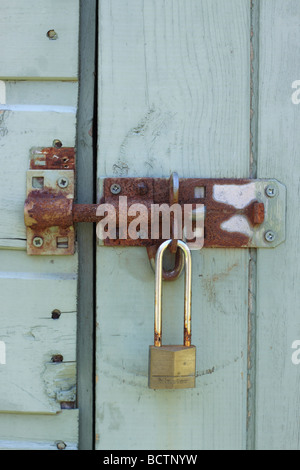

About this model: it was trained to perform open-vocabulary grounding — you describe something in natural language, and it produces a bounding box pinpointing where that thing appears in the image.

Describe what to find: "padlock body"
[148,345,196,389]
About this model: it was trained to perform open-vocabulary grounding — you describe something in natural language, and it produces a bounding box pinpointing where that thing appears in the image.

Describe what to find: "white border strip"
[0,272,77,280]
[0,81,6,104]
[0,104,76,113]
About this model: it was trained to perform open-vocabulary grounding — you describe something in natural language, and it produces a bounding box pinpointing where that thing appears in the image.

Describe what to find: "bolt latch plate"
[98,177,286,249]
[25,147,75,255]
[24,148,286,255]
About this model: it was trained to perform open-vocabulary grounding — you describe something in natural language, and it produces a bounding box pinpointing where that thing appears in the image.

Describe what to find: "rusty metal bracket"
[97,177,286,249]
[24,147,75,255]
[24,151,286,256]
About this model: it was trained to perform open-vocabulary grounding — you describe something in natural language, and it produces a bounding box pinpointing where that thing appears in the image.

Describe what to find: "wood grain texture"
[4,81,78,105]
[0,0,79,80]
[0,1,79,449]
[0,84,77,249]
[96,0,250,450]
[255,0,300,450]
[0,250,77,413]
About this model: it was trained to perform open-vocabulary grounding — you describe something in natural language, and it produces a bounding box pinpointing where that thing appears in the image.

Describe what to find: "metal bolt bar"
[72,204,100,223]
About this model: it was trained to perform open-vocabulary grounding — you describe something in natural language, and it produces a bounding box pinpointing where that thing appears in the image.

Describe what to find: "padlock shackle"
[154,240,192,347]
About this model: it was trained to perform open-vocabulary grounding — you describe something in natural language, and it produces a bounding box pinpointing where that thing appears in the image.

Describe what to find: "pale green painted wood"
[0,410,78,450]
[4,81,78,106]
[0,0,79,447]
[0,105,76,249]
[255,0,300,450]
[0,250,77,413]
[96,0,250,450]
[0,0,79,80]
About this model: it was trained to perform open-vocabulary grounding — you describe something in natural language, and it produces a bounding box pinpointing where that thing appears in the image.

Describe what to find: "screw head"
[110,183,121,195]
[33,236,44,248]
[51,309,61,320]
[265,231,276,243]
[56,441,67,450]
[47,30,58,40]
[53,139,62,148]
[57,177,69,189]
[265,185,278,198]
[51,354,64,363]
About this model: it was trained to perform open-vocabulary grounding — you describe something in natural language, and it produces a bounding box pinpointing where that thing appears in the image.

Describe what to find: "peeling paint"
[43,362,76,410]
[221,215,253,237]
[213,183,256,209]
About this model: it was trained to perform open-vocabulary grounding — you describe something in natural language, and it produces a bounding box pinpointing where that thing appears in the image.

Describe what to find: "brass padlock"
[148,240,196,389]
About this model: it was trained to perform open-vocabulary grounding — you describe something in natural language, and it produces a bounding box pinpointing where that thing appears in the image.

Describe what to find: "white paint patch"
[194,186,205,198]
[0,272,77,281]
[0,341,6,365]
[213,183,256,209]
[221,215,253,237]
[0,104,76,113]
[0,81,6,104]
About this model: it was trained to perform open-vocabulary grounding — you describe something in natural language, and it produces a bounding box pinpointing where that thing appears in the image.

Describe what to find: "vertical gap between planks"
[247,0,260,450]
[76,0,97,450]
[92,0,99,451]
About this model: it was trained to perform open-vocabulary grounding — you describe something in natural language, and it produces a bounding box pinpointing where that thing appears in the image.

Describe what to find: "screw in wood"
[51,309,61,320]
[53,139,63,148]
[56,441,67,450]
[47,30,58,40]
[51,354,64,363]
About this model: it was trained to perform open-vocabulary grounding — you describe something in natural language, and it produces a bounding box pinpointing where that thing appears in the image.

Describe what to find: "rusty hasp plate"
[25,147,75,255]
[25,169,286,255]
[98,177,286,248]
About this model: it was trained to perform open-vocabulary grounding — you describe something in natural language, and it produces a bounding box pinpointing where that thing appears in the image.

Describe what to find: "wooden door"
[95,0,300,450]
[1,0,299,452]
[0,0,80,450]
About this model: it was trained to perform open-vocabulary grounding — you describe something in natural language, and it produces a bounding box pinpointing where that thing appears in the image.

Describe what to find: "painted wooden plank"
[0,410,78,450]
[0,1,80,448]
[3,81,78,106]
[0,0,79,80]
[0,250,77,413]
[0,83,77,249]
[96,0,250,450]
[255,0,300,450]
